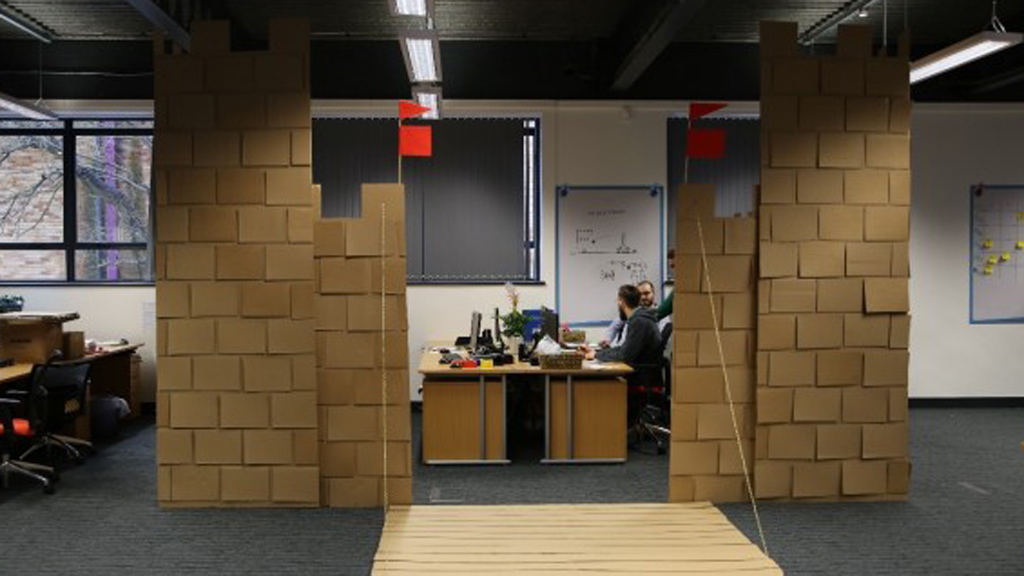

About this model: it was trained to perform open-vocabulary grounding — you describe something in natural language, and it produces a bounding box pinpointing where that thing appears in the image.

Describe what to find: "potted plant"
[500,282,527,354]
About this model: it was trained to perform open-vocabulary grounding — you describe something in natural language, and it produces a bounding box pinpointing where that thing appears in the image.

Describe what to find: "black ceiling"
[1,0,1023,102]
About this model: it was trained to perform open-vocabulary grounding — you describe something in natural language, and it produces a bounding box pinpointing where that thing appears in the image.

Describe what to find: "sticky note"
[480,358,494,369]
[1002,252,1012,262]
[1017,241,1024,250]
[987,255,998,265]
[984,267,994,276]
[983,240,993,249]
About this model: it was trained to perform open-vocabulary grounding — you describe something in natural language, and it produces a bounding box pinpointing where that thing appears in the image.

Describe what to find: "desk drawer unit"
[422,376,507,464]
[544,376,627,464]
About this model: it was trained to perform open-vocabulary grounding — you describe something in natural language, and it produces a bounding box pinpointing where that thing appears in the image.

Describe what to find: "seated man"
[581,285,661,367]
[600,280,659,348]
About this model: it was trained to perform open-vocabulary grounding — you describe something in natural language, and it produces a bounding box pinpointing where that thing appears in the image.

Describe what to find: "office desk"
[419,350,632,465]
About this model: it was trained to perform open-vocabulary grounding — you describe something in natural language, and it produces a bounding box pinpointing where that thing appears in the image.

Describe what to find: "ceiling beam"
[610,0,708,92]
[798,0,879,45]
[122,0,191,51]
[0,1,53,43]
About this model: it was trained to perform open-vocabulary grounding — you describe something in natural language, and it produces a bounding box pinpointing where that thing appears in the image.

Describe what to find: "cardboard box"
[889,387,908,421]
[670,403,698,441]
[361,182,406,223]
[221,466,271,502]
[242,130,291,167]
[157,356,192,391]
[758,314,796,350]
[253,54,306,93]
[866,134,910,169]
[773,58,820,95]
[799,96,845,132]
[771,205,818,242]
[319,257,371,294]
[219,389,270,426]
[238,207,289,243]
[796,314,843,349]
[351,369,411,406]
[292,355,316,391]
[821,59,865,95]
[697,330,748,367]
[862,423,908,459]
[887,460,911,494]
[761,169,797,204]
[864,206,909,241]
[267,319,316,354]
[677,293,722,330]
[758,279,771,315]
[168,391,219,429]
[761,96,799,131]
[757,387,793,424]
[817,350,864,386]
[288,208,313,244]
[345,220,403,257]
[718,439,755,476]
[866,58,910,97]
[693,475,746,502]
[768,351,816,386]
[314,220,347,257]
[759,21,799,59]
[327,477,381,508]
[157,428,193,464]
[243,429,294,464]
[269,17,311,54]
[168,94,216,131]
[846,97,889,132]
[194,430,243,464]
[292,130,311,166]
[793,388,841,422]
[817,424,862,459]
[314,295,348,331]
[167,167,217,205]
[290,284,315,320]
[669,441,719,476]
[700,255,752,293]
[217,168,265,205]
[271,392,317,428]
[721,293,754,329]
[217,94,267,130]
[754,460,793,499]
[192,20,231,55]
[797,169,844,204]
[846,243,892,277]
[837,24,873,58]
[771,132,818,168]
[844,314,891,347]
[266,93,312,129]
[819,132,865,168]
[193,131,242,168]
[266,245,315,280]
[166,319,216,356]
[819,206,864,241]
[376,331,410,369]
[242,356,292,392]
[271,466,320,504]
[770,279,817,312]
[792,461,841,498]
[891,240,909,277]
[167,245,216,280]
[322,332,376,369]
[817,278,863,312]
[799,242,845,278]
[157,206,189,242]
[154,55,204,94]
[190,281,240,317]
[193,356,241,391]
[767,424,816,459]
[216,245,266,280]
[348,295,407,332]
[672,331,697,367]
[724,219,756,255]
[326,405,380,441]
[266,168,313,206]
[844,169,890,205]
[863,350,909,386]
[889,98,911,133]
[317,369,354,405]
[889,314,910,349]
[696,404,737,440]
[241,282,291,318]
[759,241,798,279]
[673,368,724,403]
[157,282,191,319]
[865,277,909,313]
[170,465,220,502]
[677,184,716,223]
[320,441,357,477]
[216,318,268,354]
[842,388,889,423]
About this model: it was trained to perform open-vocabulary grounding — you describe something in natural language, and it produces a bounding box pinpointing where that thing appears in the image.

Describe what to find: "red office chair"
[0,395,55,494]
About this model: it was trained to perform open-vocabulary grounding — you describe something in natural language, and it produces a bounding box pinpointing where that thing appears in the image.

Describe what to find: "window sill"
[0,281,155,288]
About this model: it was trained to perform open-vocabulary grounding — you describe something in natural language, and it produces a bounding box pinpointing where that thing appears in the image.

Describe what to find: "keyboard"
[440,353,464,364]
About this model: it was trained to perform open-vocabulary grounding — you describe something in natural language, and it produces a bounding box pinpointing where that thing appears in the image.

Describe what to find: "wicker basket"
[539,353,584,370]
[560,330,586,344]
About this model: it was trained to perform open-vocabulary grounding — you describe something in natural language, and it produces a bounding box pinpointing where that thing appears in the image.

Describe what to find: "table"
[418,348,632,465]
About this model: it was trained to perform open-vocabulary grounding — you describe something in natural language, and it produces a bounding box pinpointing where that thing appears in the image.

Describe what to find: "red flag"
[687,128,725,159]
[399,100,432,119]
[689,102,727,121]
[399,125,432,157]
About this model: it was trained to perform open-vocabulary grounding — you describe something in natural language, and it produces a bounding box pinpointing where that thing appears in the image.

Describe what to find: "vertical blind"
[312,118,528,282]
[666,117,761,249]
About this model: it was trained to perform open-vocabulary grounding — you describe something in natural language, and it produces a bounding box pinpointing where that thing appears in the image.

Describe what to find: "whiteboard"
[556,185,664,326]
[970,184,1024,323]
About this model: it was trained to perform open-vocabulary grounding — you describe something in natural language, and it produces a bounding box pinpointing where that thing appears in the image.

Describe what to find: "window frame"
[0,119,154,286]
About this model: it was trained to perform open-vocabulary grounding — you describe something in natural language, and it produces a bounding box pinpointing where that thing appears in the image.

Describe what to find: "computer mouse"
[439,348,450,354]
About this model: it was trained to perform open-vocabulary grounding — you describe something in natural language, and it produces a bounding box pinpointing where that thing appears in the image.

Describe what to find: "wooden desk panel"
[418,350,632,377]
[422,380,481,462]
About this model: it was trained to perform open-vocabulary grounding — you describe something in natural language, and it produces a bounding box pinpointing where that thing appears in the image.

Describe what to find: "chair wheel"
[43,484,55,495]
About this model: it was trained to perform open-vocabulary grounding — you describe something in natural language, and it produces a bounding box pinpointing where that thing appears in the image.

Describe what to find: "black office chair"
[626,322,673,454]
[9,353,94,467]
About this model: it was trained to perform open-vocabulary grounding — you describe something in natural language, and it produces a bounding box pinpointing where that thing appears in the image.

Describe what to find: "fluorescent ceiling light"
[389,0,430,17]
[413,86,441,119]
[911,31,1023,84]
[400,33,442,83]
[0,92,58,120]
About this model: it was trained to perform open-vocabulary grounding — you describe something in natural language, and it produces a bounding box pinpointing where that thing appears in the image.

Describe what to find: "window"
[312,117,541,283]
[0,119,153,283]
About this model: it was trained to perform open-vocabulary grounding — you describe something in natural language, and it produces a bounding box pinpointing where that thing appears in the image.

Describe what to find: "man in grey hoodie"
[581,284,662,367]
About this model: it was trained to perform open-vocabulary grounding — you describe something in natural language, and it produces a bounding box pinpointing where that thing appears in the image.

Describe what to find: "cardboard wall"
[154,19,320,507]
[754,22,910,500]
[669,185,757,502]
[313,183,413,507]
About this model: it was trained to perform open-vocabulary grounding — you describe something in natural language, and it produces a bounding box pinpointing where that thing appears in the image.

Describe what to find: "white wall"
[910,104,1024,397]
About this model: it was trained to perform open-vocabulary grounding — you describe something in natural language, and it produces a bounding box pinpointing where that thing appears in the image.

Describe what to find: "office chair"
[0,393,56,494]
[627,322,673,455]
[9,352,94,466]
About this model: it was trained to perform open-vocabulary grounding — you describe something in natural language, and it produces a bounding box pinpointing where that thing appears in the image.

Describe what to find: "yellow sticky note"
[1016,241,1024,250]
[984,266,994,276]
[987,255,998,265]
[480,358,494,369]
[983,240,994,249]
[1002,252,1012,262]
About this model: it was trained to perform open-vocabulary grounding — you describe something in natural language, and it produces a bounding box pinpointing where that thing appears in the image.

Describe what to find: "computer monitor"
[469,311,482,352]
[539,307,559,342]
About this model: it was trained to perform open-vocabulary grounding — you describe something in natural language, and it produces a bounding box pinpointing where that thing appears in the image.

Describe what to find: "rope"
[695,215,770,557]
[381,201,390,514]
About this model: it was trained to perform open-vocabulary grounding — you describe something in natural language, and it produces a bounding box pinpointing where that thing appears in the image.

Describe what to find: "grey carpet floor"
[0,407,1021,575]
